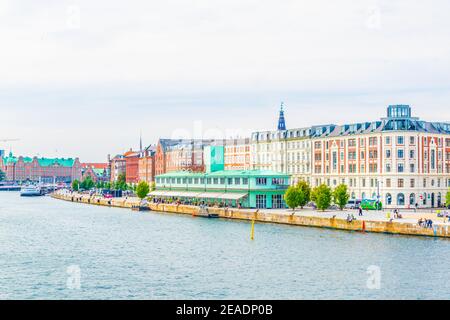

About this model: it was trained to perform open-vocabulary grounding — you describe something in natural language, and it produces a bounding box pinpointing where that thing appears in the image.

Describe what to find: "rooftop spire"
[139,131,143,152]
[277,102,286,131]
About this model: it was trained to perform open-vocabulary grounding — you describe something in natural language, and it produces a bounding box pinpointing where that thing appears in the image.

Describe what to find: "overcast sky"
[1,0,450,162]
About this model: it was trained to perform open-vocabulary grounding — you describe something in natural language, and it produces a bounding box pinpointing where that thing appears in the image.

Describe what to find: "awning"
[218,193,248,200]
[150,190,202,198]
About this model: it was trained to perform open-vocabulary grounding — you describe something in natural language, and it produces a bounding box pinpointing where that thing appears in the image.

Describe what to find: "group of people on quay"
[418,218,434,228]
[151,197,242,209]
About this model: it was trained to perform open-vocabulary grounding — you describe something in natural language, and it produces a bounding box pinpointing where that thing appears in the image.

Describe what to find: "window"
[410,164,415,173]
[386,150,391,158]
[410,193,416,206]
[431,150,436,170]
[397,149,404,159]
[398,163,404,173]
[410,136,415,145]
[386,179,391,188]
[207,178,212,184]
[386,193,392,205]
[228,178,233,185]
[348,139,356,147]
[397,136,404,145]
[242,178,248,185]
[272,195,284,209]
[234,178,241,185]
[398,179,404,188]
[256,195,267,209]
[397,193,405,206]
[409,150,415,159]
[385,136,391,145]
[272,178,285,185]
[213,178,219,184]
[256,178,267,185]
[385,163,391,173]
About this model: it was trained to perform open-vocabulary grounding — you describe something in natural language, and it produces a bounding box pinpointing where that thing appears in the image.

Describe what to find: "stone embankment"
[52,192,450,238]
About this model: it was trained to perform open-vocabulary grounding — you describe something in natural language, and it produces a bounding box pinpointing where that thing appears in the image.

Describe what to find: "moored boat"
[20,186,43,197]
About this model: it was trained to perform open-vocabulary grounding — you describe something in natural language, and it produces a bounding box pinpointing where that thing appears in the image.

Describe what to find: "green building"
[151,146,290,209]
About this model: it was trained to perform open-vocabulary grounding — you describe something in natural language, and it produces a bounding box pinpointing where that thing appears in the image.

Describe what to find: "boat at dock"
[20,185,44,197]
[194,206,219,218]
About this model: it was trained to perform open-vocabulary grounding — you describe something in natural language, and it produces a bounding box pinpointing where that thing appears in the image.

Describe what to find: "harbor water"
[0,192,449,300]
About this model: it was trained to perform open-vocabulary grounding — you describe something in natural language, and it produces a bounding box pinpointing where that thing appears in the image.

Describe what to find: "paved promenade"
[245,207,450,226]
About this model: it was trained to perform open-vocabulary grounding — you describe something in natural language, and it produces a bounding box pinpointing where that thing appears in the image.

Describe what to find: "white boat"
[20,186,43,197]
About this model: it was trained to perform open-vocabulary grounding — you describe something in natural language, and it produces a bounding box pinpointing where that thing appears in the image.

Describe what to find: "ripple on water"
[1,192,450,299]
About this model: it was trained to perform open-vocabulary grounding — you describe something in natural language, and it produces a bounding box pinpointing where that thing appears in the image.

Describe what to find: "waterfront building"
[138,145,156,184]
[152,146,290,208]
[81,163,110,183]
[311,105,450,208]
[223,138,252,171]
[109,154,126,182]
[155,138,214,175]
[0,152,82,183]
[124,149,140,184]
[251,105,312,185]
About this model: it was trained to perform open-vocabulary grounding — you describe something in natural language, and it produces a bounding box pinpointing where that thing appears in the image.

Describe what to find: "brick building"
[138,145,156,184]
[0,152,82,183]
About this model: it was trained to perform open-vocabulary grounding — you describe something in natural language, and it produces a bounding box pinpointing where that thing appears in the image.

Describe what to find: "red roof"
[81,163,109,169]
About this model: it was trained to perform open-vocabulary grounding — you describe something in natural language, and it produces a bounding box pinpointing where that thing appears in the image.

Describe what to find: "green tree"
[296,180,311,209]
[0,169,5,182]
[136,181,150,200]
[80,176,95,190]
[333,184,350,210]
[284,185,301,213]
[150,181,156,191]
[72,179,80,191]
[446,190,450,208]
[311,184,333,211]
[115,173,127,190]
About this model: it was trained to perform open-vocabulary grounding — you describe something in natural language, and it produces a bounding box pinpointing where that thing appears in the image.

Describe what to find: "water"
[0,192,449,300]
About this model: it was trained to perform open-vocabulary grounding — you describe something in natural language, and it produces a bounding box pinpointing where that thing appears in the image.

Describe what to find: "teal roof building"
[152,146,290,209]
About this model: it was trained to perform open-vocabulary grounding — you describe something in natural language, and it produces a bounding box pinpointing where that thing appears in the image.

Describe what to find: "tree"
[136,181,150,200]
[446,190,450,208]
[150,182,156,191]
[72,179,80,191]
[115,173,127,190]
[333,184,350,210]
[311,184,333,211]
[296,180,311,209]
[284,186,301,213]
[80,176,95,190]
[0,169,5,182]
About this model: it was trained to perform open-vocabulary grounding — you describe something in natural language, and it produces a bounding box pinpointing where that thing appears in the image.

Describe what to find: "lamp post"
[377,180,384,211]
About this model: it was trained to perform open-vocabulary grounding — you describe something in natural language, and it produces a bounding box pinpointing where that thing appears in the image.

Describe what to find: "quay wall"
[52,193,450,239]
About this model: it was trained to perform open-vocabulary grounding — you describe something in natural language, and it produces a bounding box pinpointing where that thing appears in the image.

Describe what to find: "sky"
[1,0,450,162]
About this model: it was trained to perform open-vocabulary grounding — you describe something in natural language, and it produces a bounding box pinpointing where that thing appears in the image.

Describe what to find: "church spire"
[277,102,286,131]
[139,131,143,153]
